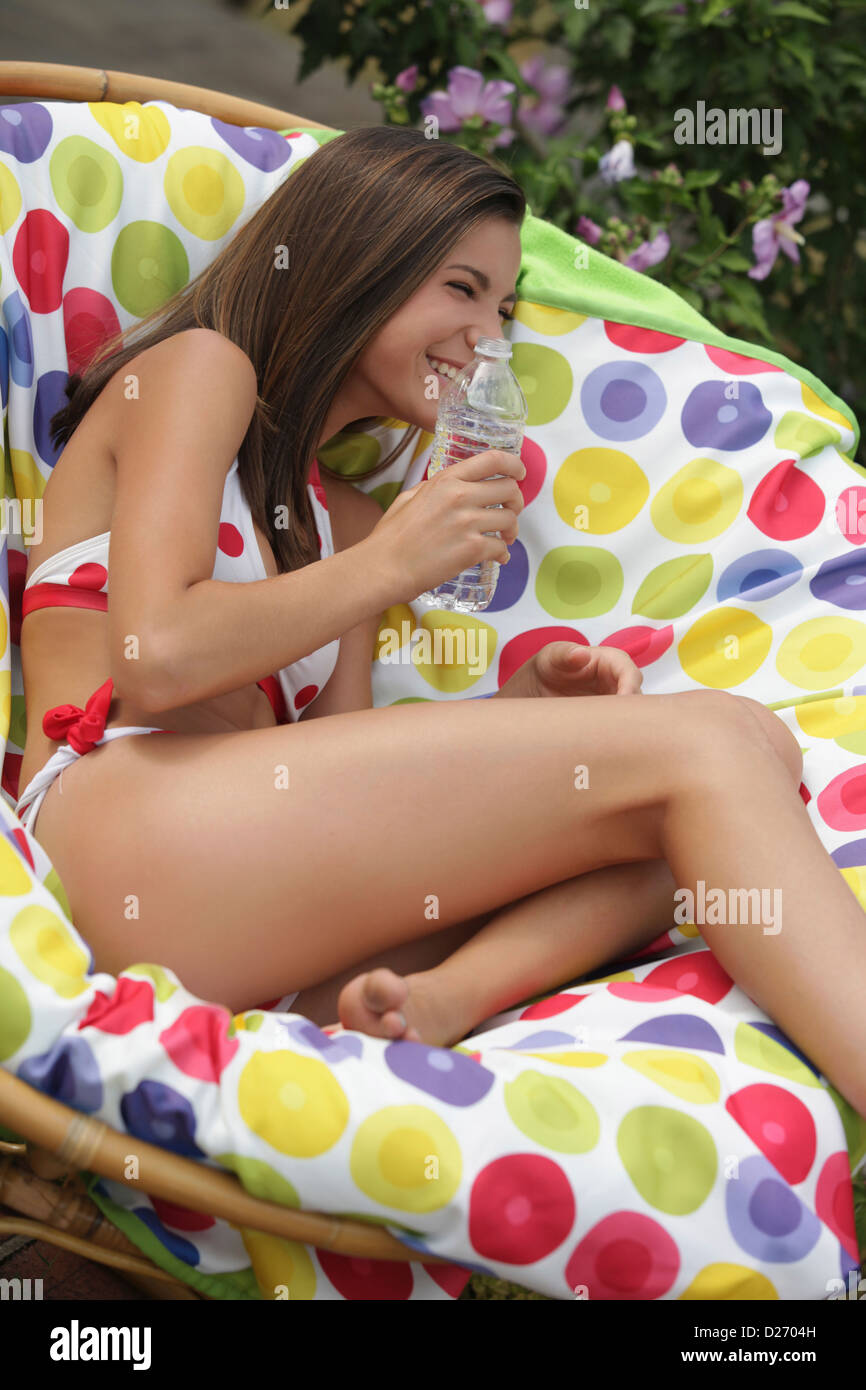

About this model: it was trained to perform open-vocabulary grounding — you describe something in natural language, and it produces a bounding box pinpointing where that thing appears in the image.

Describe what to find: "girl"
[16,127,866,1121]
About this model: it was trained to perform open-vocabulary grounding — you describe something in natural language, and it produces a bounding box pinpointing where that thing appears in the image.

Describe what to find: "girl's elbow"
[111,632,177,714]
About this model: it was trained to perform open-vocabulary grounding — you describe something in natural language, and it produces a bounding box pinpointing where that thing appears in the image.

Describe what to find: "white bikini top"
[22,456,340,723]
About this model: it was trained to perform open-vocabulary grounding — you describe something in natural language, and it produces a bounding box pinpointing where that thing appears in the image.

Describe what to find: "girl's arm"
[106,328,399,714]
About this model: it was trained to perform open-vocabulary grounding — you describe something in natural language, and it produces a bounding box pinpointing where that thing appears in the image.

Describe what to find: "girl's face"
[328,217,522,440]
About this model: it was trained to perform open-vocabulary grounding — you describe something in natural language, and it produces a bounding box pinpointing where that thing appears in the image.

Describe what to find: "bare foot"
[337,967,468,1046]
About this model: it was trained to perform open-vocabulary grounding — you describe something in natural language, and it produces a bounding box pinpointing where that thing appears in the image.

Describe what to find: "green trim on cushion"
[83,1172,260,1300]
[278,124,860,458]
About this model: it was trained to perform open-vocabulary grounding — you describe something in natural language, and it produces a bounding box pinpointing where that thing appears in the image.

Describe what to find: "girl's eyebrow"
[445,264,518,304]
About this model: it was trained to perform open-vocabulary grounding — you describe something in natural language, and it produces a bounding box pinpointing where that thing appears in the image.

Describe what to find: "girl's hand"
[531,642,643,698]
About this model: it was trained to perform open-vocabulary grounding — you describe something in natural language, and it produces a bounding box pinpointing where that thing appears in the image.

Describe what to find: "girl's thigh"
[30,692,734,1012]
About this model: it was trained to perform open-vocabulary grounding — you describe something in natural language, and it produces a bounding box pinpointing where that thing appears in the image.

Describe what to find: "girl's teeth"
[428,357,457,379]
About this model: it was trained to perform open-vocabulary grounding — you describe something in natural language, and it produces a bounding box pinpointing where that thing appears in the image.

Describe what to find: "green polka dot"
[49,136,123,233]
[633,554,713,620]
[0,966,31,1059]
[319,431,384,478]
[536,545,623,617]
[618,1106,717,1214]
[215,1153,300,1207]
[9,694,27,751]
[504,1069,600,1154]
[111,221,189,318]
[774,411,840,459]
[511,342,572,426]
[734,1022,821,1088]
[125,963,177,1002]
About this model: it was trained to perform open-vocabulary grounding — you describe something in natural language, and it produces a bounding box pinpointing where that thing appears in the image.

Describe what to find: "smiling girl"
[15,126,866,1120]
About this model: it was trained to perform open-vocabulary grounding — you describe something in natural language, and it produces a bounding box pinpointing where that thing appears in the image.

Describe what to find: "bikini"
[14,457,340,1013]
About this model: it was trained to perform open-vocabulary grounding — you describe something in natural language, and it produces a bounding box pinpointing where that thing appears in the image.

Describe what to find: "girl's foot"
[337,966,467,1046]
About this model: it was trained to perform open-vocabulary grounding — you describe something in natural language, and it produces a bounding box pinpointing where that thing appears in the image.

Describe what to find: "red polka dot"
[13,208,69,313]
[68,562,107,590]
[148,1194,216,1233]
[499,627,588,688]
[159,1004,239,1083]
[294,684,319,712]
[316,1250,414,1300]
[469,1154,575,1263]
[79,976,155,1034]
[424,1263,473,1297]
[565,1211,679,1299]
[725,1084,816,1185]
[604,322,686,353]
[11,828,35,871]
[643,950,734,1004]
[317,530,323,552]
[815,1151,859,1256]
[521,992,587,1019]
[600,625,673,667]
[705,344,783,375]
[218,522,244,558]
[748,460,825,541]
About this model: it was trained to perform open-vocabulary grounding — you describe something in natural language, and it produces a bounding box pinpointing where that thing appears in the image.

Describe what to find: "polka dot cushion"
[0,99,864,1301]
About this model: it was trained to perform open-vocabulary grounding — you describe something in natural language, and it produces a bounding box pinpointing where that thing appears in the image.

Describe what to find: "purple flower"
[480,0,513,22]
[420,65,516,147]
[576,215,603,245]
[625,229,671,271]
[606,85,626,112]
[517,55,570,136]
[599,138,635,185]
[395,65,418,94]
[748,179,810,281]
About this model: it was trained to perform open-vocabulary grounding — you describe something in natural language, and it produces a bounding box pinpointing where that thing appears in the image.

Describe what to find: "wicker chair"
[0,59,459,1301]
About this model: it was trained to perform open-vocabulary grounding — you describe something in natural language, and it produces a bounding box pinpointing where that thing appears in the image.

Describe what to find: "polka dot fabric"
[0,99,864,1302]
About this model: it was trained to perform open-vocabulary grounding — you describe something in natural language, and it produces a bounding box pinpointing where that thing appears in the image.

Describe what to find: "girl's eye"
[448,282,514,321]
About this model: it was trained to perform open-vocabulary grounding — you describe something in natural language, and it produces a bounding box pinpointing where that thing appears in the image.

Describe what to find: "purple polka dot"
[211,118,293,172]
[726,1155,821,1262]
[120,1079,205,1158]
[132,1207,201,1265]
[0,103,52,162]
[810,552,866,611]
[717,549,802,603]
[385,1040,494,1105]
[682,380,772,451]
[619,1014,724,1053]
[582,361,666,441]
[17,1036,102,1111]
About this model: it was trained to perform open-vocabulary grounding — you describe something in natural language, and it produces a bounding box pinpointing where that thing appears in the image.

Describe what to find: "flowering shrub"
[287,0,865,453]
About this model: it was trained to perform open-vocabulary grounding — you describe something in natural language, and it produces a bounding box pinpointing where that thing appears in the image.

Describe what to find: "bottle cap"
[475,336,512,359]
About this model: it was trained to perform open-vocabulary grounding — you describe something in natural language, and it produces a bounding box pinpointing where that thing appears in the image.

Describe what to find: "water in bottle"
[416,335,528,612]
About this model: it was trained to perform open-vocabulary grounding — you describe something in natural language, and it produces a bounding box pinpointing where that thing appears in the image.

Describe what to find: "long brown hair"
[49,125,527,574]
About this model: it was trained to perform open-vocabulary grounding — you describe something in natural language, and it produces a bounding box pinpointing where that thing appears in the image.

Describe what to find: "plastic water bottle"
[416,335,528,612]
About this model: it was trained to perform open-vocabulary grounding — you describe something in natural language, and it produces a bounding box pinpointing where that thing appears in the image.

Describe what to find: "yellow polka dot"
[351,1106,461,1212]
[239,1229,317,1300]
[777,618,866,690]
[0,836,34,896]
[9,904,90,997]
[623,1050,721,1104]
[679,1263,778,1299]
[237,1051,349,1158]
[679,608,773,687]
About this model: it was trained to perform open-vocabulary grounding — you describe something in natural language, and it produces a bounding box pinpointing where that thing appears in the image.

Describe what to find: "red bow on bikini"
[42,677,115,755]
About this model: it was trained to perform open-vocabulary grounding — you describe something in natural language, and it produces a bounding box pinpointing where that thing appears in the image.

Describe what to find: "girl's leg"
[32,688,734,1013]
[341,719,866,1124]
[336,857,680,1041]
[335,726,803,1042]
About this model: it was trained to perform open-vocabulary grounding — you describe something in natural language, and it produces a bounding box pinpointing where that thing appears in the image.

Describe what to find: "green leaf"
[778,36,815,78]
[770,2,831,21]
[700,0,740,23]
[718,250,754,270]
[683,170,723,189]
